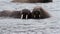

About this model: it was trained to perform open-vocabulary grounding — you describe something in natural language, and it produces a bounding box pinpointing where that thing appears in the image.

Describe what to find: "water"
[0,0,60,34]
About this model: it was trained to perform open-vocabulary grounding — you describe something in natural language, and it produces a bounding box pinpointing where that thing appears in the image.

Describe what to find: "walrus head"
[32,6,50,19]
[21,9,31,19]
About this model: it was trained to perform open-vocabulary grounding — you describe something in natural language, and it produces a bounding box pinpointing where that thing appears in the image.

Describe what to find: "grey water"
[0,0,60,34]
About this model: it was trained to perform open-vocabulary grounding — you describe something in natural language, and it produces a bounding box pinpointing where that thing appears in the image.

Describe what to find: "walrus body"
[12,0,52,3]
[12,0,29,3]
[10,11,21,18]
[0,10,12,17]
[39,7,50,19]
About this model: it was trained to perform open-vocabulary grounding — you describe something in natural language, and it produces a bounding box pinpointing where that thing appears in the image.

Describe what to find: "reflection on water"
[0,0,60,34]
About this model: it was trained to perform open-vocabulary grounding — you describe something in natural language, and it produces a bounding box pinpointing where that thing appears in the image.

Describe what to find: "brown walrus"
[32,9,41,19]
[0,10,12,17]
[32,6,50,19]
[0,10,21,18]
[11,0,52,3]
[21,9,32,19]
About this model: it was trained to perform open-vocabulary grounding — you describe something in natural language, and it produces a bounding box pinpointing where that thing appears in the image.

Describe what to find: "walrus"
[21,9,32,19]
[0,10,12,17]
[11,0,52,3]
[0,10,21,18]
[32,6,50,19]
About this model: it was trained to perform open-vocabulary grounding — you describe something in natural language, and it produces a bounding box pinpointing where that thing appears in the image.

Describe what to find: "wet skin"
[21,9,32,19]
[32,10,41,19]
[10,11,21,18]
[12,0,52,3]
[32,7,50,19]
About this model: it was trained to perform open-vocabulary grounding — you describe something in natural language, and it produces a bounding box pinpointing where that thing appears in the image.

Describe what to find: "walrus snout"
[0,10,12,17]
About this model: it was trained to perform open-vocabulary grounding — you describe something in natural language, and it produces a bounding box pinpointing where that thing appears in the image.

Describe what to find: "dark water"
[0,0,60,34]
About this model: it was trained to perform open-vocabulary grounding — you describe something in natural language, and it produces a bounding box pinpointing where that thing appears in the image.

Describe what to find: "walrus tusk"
[26,15,28,19]
[34,15,36,18]
[39,15,40,18]
[21,14,23,19]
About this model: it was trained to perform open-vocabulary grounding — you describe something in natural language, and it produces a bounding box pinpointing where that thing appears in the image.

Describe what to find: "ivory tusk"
[34,15,36,18]
[21,14,23,19]
[39,15,40,17]
[26,15,28,19]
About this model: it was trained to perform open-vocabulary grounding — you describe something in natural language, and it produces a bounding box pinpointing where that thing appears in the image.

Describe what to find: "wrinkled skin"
[10,11,21,18]
[0,10,12,17]
[21,9,32,19]
[0,7,50,19]
[32,7,50,19]
[0,10,21,18]
[38,7,50,19]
